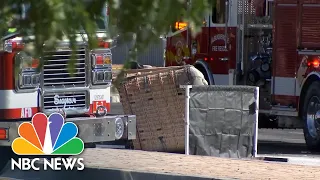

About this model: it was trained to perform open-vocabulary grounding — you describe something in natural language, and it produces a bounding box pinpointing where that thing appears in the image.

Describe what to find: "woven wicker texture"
[116,66,193,152]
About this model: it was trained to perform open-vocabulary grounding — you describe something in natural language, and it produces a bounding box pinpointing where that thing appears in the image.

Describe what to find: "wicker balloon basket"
[116,66,193,152]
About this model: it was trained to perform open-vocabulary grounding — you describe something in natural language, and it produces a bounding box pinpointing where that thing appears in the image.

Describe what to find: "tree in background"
[0,0,210,73]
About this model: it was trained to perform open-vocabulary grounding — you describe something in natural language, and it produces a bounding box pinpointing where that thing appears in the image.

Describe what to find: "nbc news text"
[11,157,85,171]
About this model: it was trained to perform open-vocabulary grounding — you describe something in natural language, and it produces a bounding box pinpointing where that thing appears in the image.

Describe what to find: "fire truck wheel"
[302,81,320,151]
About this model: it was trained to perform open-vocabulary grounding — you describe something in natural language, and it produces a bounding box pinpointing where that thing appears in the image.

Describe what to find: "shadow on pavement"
[257,140,320,156]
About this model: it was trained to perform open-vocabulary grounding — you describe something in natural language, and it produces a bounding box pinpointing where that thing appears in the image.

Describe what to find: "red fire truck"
[165,0,320,151]
[0,3,136,170]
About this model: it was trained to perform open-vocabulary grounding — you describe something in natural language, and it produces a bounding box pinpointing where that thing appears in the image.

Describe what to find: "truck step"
[260,106,298,117]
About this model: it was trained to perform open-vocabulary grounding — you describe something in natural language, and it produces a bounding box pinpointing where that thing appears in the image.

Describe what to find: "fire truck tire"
[194,60,215,85]
[302,81,320,151]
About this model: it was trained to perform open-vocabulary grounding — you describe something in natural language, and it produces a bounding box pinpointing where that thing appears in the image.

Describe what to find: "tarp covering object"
[188,85,259,158]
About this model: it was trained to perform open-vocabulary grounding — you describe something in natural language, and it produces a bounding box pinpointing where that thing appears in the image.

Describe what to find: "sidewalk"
[76,148,320,180]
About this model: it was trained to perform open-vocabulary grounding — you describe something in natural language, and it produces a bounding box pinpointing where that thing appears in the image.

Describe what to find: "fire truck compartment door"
[209,29,230,75]
[272,77,297,97]
[208,27,237,85]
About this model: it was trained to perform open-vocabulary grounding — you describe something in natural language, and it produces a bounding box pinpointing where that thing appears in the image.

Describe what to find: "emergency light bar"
[91,53,112,68]
[90,49,112,86]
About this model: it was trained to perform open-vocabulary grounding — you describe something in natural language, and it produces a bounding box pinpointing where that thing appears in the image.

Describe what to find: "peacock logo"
[12,112,84,155]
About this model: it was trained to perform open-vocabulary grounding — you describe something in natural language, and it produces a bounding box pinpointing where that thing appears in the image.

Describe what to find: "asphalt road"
[258,129,320,157]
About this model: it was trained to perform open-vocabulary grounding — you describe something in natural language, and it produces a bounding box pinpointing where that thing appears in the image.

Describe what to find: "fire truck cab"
[0,3,136,170]
[166,0,320,151]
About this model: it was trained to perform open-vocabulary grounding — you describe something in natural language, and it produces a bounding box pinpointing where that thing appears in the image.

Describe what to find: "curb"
[1,163,232,180]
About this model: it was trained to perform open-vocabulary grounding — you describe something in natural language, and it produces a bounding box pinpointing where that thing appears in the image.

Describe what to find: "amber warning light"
[175,22,188,30]
[95,55,111,65]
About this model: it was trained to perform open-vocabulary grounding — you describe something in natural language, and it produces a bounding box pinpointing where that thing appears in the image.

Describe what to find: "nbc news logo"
[11,113,84,171]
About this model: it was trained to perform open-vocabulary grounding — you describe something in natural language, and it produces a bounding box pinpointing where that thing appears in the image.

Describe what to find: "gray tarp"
[188,85,258,158]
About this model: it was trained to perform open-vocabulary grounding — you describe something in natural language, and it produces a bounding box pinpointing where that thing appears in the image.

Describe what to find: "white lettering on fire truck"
[211,34,229,52]
[93,95,104,101]
[54,95,76,105]
[21,108,32,118]
[212,46,228,52]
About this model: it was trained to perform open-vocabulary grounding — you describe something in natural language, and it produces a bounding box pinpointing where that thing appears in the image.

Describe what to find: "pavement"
[257,129,320,166]
[2,148,320,180]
